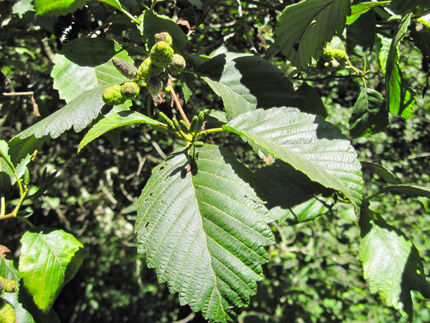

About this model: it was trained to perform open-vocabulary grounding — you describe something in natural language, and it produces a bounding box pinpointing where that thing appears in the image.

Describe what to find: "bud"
[121,82,140,100]
[146,77,163,95]
[154,32,173,47]
[150,41,174,68]
[168,54,186,76]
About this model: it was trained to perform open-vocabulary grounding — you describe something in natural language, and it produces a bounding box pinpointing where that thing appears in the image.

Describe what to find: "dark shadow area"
[61,38,119,67]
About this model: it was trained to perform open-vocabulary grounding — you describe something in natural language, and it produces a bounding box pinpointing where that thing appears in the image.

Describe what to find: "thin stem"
[16,216,34,228]
[168,80,190,126]
[200,128,229,136]
[118,7,141,25]
[1,196,5,217]
[151,0,158,10]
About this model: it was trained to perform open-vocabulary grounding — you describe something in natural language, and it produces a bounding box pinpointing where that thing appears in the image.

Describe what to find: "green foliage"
[2,0,430,322]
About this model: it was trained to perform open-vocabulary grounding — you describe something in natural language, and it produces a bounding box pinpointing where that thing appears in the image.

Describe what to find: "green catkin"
[146,77,163,95]
[0,299,15,323]
[193,141,205,147]
[112,57,138,79]
[154,32,173,47]
[168,54,186,76]
[137,57,163,80]
[179,120,190,132]
[189,115,199,135]
[150,41,174,68]
[159,112,174,128]
[102,85,125,105]
[121,82,140,100]
[172,118,181,131]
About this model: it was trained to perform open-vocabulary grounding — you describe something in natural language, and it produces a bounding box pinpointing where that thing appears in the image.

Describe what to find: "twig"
[173,313,195,323]
[168,80,190,126]
[143,132,167,159]
[3,92,40,116]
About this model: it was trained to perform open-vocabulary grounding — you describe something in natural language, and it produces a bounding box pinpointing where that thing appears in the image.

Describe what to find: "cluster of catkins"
[102,32,186,106]
[0,277,18,323]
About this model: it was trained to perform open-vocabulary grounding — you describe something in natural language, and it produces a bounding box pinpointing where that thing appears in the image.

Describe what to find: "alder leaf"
[196,52,305,121]
[378,184,430,198]
[274,0,351,70]
[346,1,390,25]
[386,13,416,119]
[34,0,88,16]
[223,107,363,214]
[361,161,401,184]
[255,161,334,224]
[78,111,164,152]
[52,39,133,103]
[135,145,275,322]
[16,85,115,140]
[349,88,388,138]
[359,203,430,321]
[19,228,87,312]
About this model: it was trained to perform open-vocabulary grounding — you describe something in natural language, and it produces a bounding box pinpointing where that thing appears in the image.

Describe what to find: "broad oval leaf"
[135,145,275,322]
[143,10,188,53]
[34,0,88,16]
[274,0,351,70]
[78,111,164,152]
[359,203,430,320]
[19,228,87,312]
[349,88,387,138]
[223,107,363,214]
[255,161,334,224]
[52,39,132,103]
[16,85,113,139]
[196,51,305,121]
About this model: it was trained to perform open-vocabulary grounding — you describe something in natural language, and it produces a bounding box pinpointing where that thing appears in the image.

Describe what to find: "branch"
[168,80,190,126]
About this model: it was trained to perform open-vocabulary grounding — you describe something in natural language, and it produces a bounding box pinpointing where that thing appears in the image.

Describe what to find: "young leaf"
[223,107,363,214]
[386,13,416,119]
[349,88,388,138]
[359,203,430,320]
[16,85,113,140]
[255,161,334,224]
[361,161,401,184]
[52,39,133,103]
[34,0,88,16]
[143,10,188,53]
[274,0,351,70]
[19,228,87,312]
[135,145,275,322]
[196,52,305,121]
[78,111,164,152]
[346,1,390,25]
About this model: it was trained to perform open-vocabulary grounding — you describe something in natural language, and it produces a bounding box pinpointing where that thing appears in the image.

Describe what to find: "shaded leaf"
[255,161,334,224]
[379,184,430,198]
[0,141,15,195]
[34,0,88,16]
[411,26,430,57]
[16,85,113,140]
[390,0,430,16]
[223,107,363,213]
[346,9,376,53]
[349,88,388,138]
[97,0,122,10]
[19,228,87,312]
[52,39,133,103]
[180,72,195,103]
[8,135,50,165]
[143,10,188,53]
[386,13,416,119]
[196,52,305,121]
[78,111,164,152]
[295,82,327,118]
[346,1,390,25]
[187,0,203,9]
[361,161,401,184]
[135,145,275,322]
[359,202,430,320]
[274,0,351,70]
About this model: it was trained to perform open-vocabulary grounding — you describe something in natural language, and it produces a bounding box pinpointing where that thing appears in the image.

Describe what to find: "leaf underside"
[359,203,430,320]
[224,107,363,214]
[135,145,275,322]
[196,51,305,121]
[274,0,351,70]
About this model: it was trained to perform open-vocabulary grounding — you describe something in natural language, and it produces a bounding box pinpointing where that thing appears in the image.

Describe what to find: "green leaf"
[223,107,363,214]
[34,0,89,16]
[378,184,430,198]
[135,145,275,322]
[52,39,133,103]
[0,141,15,195]
[346,1,390,25]
[411,26,430,56]
[16,85,113,140]
[376,34,391,74]
[359,203,430,320]
[97,0,122,10]
[361,161,401,184]
[0,249,21,284]
[19,228,87,312]
[196,52,305,121]
[255,161,334,224]
[8,135,50,165]
[143,10,188,53]
[390,0,430,16]
[12,0,35,18]
[180,73,195,103]
[187,0,202,9]
[274,0,351,70]
[346,9,376,52]
[295,82,327,118]
[78,111,164,152]
[386,13,416,119]
[349,88,388,138]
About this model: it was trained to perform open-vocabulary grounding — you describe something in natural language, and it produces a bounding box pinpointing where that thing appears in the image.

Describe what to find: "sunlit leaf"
[224,107,363,214]
[346,1,390,25]
[135,145,275,322]
[359,203,430,320]
[274,0,351,70]
[34,0,89,16]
